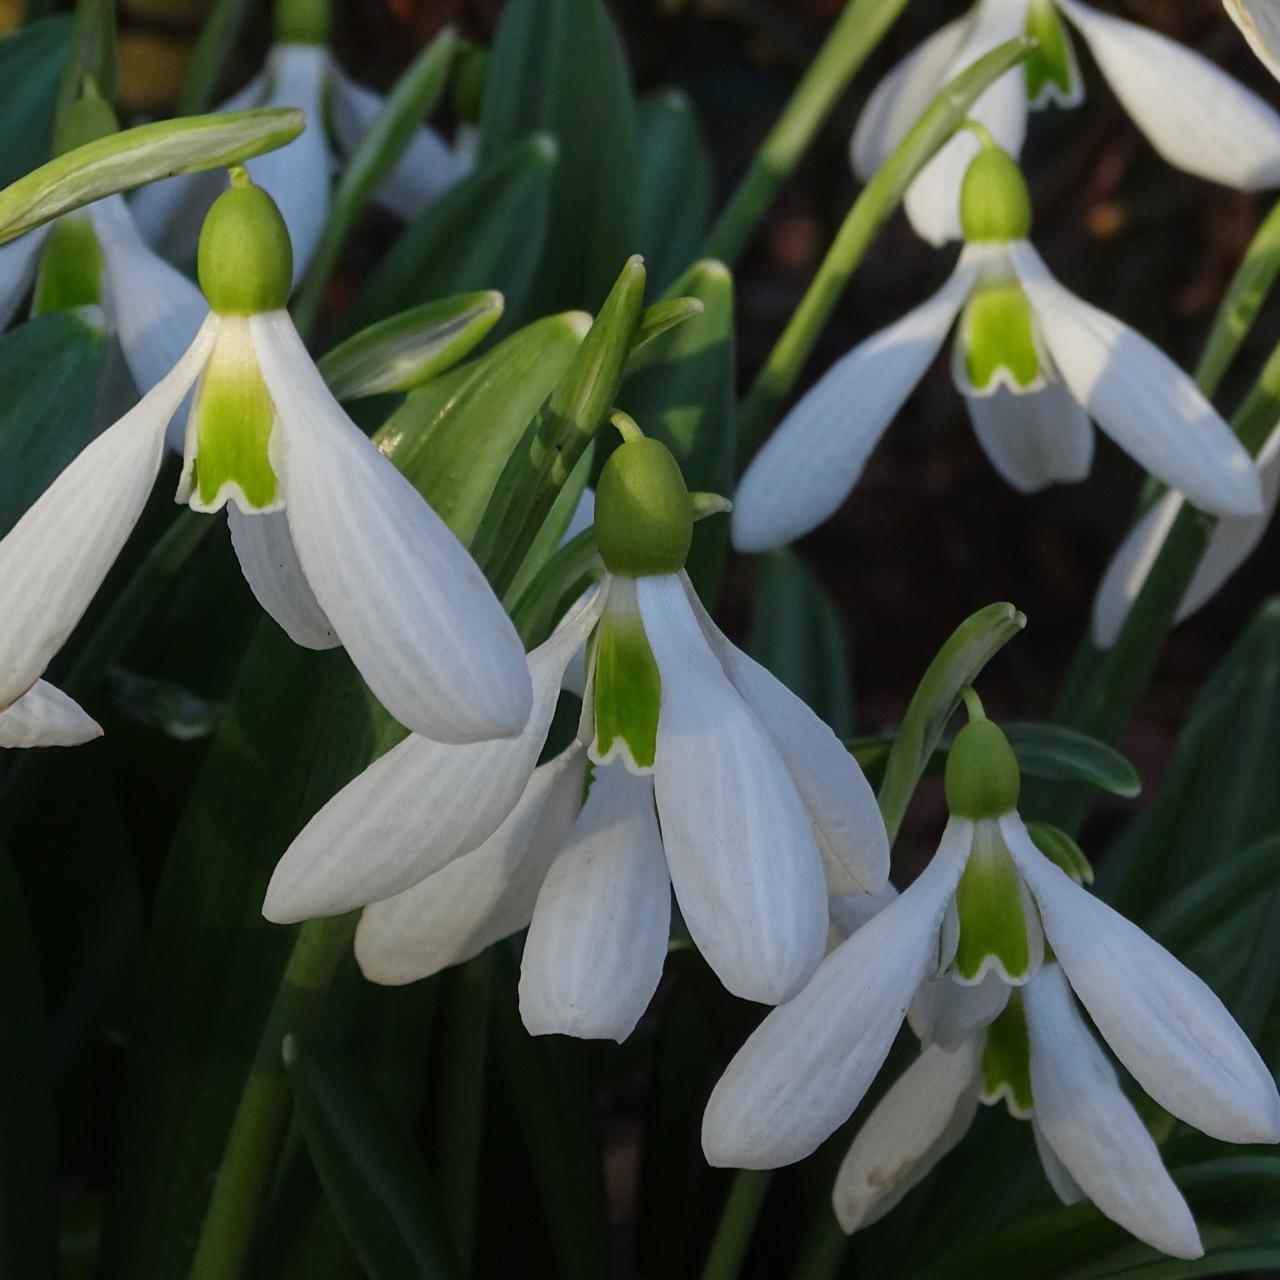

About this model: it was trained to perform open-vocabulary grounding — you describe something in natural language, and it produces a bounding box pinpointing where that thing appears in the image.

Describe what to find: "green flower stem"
[699,1170,773,1280]
[186,913,355,1280]
[701,0,913,267]
[736,35,1036,454]
[178,0,259,115]
[1029,339,1280,831]
[789,1214,847,1280]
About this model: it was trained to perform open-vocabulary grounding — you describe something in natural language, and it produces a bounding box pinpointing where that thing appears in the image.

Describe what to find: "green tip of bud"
[946,719,1021,820]
[198,172,293,314]
[1026,822,1094,885]
[960,146,1032,244]
[273,0,330,44]
[595,437,693,578]
[54,92,120,156]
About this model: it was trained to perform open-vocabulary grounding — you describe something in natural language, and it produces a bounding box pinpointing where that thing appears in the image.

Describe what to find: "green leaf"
[0,107,304,243]
[286,1042,462,1280]
[634,89,712,292]
[999,723,1140,798]
[0,18,69,190]
[176,0,256,115]
[478,0,640,310]
[746,549,854,737]
[317,291,504,401]
[622,259,736,597]
[878,603,1026,844]
[350,134,556,333]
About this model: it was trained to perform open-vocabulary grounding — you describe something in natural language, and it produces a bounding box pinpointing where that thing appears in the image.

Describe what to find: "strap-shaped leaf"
[1000,722,1140,798]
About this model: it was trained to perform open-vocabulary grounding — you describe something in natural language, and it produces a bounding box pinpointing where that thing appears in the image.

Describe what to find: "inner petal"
[952,818,1042,985]
[589,575,662,774]
[1024,0,1084,109]
[955,260,1046,395]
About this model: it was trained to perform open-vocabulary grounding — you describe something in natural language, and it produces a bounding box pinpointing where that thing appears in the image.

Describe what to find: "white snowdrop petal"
[0,679,101,748]
[1002,813,1280,1144]
[828,884,898,941]
[1059,0,1280,190]
[1012,243,1264,517]
[732,259,977,552]
[701,818,973,1168]
[851,17,970,179]
[0,314,217,709]
[262,590,602,923]
[1024,966,1204,1260]
[1225,0,1280,82]
[251,311,533,743]
[0,226,48,329]
[519,767,671,1042]
[909,971,1011,1052]
[963,376,1094,493]
[227,506,338,650]
[832,1038,982,1233]
[328,66,459,221]
[637,573,827,1005]
[1031,1120,1084,1205]
[354,747,587,985]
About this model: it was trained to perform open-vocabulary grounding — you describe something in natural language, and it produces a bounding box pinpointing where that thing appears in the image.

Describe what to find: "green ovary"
[960,282,1042,393]
[32,216,104,316]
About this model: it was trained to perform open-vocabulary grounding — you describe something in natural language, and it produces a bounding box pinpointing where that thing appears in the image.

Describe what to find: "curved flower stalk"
[0,680,101,749]
[1225,1,1280,82]
[0,171,530,745]
[855,0,1280,246]
[132,44,465,282]
[266,429,890,1021]
[733,143,1265,553]
[702,709,1280,1199]
[1091,422,1280,647]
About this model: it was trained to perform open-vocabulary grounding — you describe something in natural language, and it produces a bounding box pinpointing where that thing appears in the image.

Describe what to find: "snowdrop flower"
[0,680,101,749]
[702,707,1280,1174]
[733,143,1264,552]
[267,430,890,1017]
[1092,422,1280,646]
[0,171,530,745]
[133,0,463,283]
[1225,1,1280,82]
[854,0,1280,246]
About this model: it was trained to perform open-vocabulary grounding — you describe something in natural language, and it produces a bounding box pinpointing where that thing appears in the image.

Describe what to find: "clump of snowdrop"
[0,167,530,745]
[702,701,1280,1256]
[264,424,890,1030]
[855,0,1280,246]
[733,138,1265,553]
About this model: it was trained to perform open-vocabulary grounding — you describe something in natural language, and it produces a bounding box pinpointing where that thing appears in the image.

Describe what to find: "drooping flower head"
[0,168,531,745]
[733,138,1265,552]
[266,424,891,1035]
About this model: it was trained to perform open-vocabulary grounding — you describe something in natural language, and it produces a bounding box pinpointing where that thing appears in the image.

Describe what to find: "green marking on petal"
[31,215,103,316]
[953,820,1035,984]
[591,577,661,773]
[958,275,1044,394]
[981,991,1034,1118]
[1024,0,1082,110]
[187,318,280,512]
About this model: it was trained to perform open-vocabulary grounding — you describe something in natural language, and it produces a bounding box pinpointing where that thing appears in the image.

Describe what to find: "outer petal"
[851,17,970,179]
[1031,1120,1084,1205]
[227,506,338,650]
[251,311,532,743]
[963,376,1095,493]
[637,573,827,1005]
[732,256,977,552]
[1002,813,1280,1144]
[0,225,48,329]
[1058,0,1280,190]
[903,0,1031,246]
[1225,0,1280,82]
[0,315,217,709]
[1025,965,1203,1260]
[519,766,671,1042]
[1012,243,1263,517]
[701,818,972,1168]
[262,589,602,923]
[354,747,587,985]
[328,66,458,221]
[0,680,101,748]
[832,1038,982,1232]
[1091,425,1280,647]
[829,883,898,941]
[909,971,1011,1051]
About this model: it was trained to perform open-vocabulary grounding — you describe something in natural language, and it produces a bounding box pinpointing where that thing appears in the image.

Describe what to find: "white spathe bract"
[732,241,1262,552]
[853,0,1280,245]
[0,307,532,746]
[0,680,101,748]
[131,44,465,280]
[1226,0,1280,81]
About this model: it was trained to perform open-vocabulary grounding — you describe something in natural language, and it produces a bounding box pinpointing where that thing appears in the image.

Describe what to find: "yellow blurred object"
[118,29,194,112]
[1084,200,1129,241]
[0,0,24,35]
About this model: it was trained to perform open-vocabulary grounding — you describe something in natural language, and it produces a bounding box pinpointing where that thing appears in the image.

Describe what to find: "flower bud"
[595,437,694,578]
[53,92,119,157]
[960,146,1032,244]
[198,170,293,315]
[945,719,1021,820]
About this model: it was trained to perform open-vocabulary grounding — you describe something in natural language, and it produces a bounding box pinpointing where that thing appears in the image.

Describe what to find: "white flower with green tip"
[733,145,1264,552]
[268,432,890,1023]
[855,0,1280,246]
[1225,0,1280,81]
[0,680,101,749]
[701,713,1280,1185]
[0,171,530,746]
